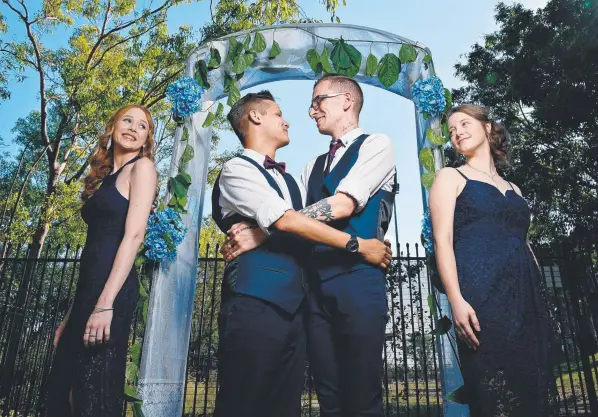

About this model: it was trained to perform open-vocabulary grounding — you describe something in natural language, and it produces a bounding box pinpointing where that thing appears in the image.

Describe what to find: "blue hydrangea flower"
[421,210,434,254]
[166,76,204,118]
[412,76,446,115]
[144,208,188,262]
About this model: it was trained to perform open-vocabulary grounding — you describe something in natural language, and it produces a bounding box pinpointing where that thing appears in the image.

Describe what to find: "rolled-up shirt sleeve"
[218,160,292,233]
[335,133,396,212]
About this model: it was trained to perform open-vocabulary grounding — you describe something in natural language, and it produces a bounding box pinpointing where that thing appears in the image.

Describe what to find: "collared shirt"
[301,128,396,212]
[218,149,295,234]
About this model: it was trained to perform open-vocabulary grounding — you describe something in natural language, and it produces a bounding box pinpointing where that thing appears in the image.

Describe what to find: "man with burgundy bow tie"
[222,75,397,417]
[211,90,392,417]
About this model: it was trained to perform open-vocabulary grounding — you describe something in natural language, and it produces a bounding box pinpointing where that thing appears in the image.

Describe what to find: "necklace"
[466,162,499,186]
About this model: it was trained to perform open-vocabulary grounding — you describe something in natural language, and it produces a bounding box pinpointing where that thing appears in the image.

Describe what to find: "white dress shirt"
[218,149,298,234]
[301,128,396,212]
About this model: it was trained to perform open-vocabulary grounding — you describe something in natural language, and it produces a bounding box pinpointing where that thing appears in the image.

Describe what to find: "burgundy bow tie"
[263,155,286,174]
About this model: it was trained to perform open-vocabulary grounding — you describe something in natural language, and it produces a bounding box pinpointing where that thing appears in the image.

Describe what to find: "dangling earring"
[141,144,146,154]
[106,135,112,150]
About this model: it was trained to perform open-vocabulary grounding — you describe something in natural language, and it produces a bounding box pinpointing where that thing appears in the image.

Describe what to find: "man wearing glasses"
[301,74,396,417]
[222,74,396,417]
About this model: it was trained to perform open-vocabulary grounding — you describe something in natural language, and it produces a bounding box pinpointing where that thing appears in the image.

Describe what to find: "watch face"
[347,238,359,253]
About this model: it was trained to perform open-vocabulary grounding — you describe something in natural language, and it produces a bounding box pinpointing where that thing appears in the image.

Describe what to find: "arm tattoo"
[300,199,335,223]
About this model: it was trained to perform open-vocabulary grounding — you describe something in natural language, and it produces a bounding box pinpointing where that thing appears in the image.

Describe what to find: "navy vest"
[307,134,395,281]
[212,155,306,314]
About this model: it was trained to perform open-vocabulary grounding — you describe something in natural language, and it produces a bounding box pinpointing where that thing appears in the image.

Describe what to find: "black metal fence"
[0,240,597,417]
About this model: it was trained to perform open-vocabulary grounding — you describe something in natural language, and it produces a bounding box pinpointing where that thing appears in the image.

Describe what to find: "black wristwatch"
[346,235,359,253]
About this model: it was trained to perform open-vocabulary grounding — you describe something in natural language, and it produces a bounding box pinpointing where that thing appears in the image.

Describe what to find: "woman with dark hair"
[429,104,560,416]
[46,105,157,416]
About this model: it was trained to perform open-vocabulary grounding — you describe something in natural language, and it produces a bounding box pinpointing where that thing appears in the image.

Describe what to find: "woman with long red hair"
[46,105,158,416]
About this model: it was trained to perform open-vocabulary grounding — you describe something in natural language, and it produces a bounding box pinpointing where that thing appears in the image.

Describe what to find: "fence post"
[561,242,598,414]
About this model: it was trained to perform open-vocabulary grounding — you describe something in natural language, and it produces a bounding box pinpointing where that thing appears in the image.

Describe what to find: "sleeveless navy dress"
[452,168,561,417]
[46,157,141,417]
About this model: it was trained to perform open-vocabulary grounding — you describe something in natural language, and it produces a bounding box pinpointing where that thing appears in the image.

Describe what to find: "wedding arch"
[135,23,465,416]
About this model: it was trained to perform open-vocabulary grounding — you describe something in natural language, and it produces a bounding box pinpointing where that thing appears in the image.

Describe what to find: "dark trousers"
[213,294,306,417]
[308,269,388,417]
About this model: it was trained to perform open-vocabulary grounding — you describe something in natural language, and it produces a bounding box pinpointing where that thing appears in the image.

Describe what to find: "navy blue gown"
[45,157,140,417]
[452,169,561,417]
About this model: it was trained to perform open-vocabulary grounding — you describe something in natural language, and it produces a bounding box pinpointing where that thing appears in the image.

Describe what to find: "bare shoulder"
[131,157,157,183]
[132,157,156,174]
[434,167,462,183]
[508,181,523,196]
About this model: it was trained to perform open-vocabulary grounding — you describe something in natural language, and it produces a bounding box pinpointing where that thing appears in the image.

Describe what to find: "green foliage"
[426,128,447,146]
[377,53,401,88]
[421,172,435,191]
[268,40,281,60]
[365,53,378,77]
[398,44,417,64]
[330,38,361,77]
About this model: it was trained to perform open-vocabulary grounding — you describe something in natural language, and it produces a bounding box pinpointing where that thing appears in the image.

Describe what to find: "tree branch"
[141,69,182,106]
[85,0,112,67]
[0,47,37,68]
[89,18,165,71]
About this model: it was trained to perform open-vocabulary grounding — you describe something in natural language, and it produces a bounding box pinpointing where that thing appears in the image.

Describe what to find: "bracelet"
[92,306,114,314]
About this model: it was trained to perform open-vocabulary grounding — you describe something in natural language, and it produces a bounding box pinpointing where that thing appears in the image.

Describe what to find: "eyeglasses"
[308,92,350,114]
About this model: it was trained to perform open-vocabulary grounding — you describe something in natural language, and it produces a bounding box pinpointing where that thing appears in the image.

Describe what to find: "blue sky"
[0,0,547,244]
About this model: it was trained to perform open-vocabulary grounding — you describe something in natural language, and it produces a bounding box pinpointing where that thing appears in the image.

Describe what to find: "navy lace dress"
[452,169,561,417]
[45,157,140,417]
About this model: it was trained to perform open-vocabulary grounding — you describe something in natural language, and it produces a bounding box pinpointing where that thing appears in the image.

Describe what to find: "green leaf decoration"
[419,147,435,172]
[226,37,243,63]
[306,48,322,74]
[134,254,146,268]
[223,72,234,93]
[208,48,221,70]
[330,38,361,77]
[320,46,334,74]
[427,294,437,317]
[399,44,418,63]
[227,82,241,107]
[216,102,224,117]
[251,31,267,53]
[124,384,142,403]
[132,402,145,417]
[169,177,188,200]
[242,34,251,51]
[423,54,432,64]
[176,172,192,186]
[434,315,453,335]
[443,88,453,112]
[232,54,249,74]
[177,194,188,208]
[129,343,142,365]
[168,195,182,212]
[202,112,216,128]
[426,128,447,146]
[365,53,378,77]
[142,298,149,321]
[269,40,281,60]
[421,172,435,190]
[447,385,468,404]
[442,122,450,141]
[194,60,210,88]
[244,51,255,67]
[377,54,400,88]
[139,281,148,299]
[180,144,195,165]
